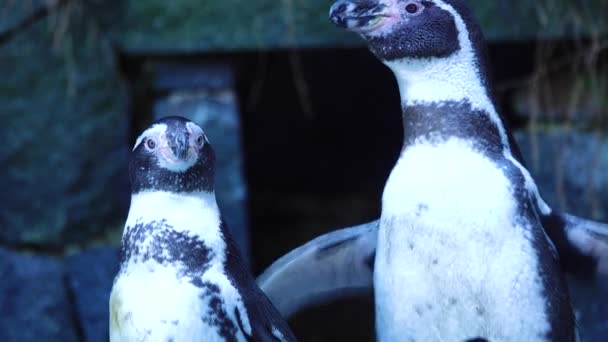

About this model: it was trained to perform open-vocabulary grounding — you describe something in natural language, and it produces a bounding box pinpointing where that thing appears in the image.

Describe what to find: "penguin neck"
[385,54,511,155]
[123,190,227,265]
[386,52,493,110]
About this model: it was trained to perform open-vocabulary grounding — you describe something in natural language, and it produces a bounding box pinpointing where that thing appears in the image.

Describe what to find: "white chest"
[110,191,253,342]
[110,262,251,342]
[375,138,550,341]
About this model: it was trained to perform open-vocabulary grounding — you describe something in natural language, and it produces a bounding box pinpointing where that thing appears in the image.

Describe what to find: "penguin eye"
[145,138,156,150]
[405,2,420,15]
[195,135,205,147]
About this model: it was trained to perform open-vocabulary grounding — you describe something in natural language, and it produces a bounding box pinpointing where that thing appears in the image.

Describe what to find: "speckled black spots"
[119,219,214,281]
[191,277,204,288]
[475,306,485,316]
[368,1,459,61]
[431,258,438,266]
[415,203,429,217]
[198,281,239,342]
[402,101,504,158]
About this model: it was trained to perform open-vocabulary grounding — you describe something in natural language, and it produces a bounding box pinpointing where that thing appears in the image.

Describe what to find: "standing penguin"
[259,0,608,339]
[110,117,296,342]
[329,0,575,340]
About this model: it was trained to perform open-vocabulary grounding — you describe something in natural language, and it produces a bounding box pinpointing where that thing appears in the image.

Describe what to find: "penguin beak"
[166,129,190,161]
[329,0,389,33]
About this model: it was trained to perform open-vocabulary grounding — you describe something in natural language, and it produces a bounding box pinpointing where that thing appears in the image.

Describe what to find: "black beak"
[329,0,387,30]
[166,129,190,160]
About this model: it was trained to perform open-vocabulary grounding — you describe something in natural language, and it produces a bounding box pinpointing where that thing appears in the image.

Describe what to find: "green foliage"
[118,0,608,52]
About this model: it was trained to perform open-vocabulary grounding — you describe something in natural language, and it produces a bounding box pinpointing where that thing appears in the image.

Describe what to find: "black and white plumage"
[259,0,608,341]
[336,2,577,340]
[110,116,295,342]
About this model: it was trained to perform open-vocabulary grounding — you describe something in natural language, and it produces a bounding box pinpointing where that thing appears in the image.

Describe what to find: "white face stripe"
[133,123,167,151]
[186,121,207,143]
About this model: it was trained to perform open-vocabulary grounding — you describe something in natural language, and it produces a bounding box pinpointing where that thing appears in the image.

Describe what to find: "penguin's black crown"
[329,0,485,63]
[129,116,215,194]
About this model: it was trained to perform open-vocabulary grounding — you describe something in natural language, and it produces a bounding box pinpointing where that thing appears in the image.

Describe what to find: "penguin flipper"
[256,221,378,318]
[541,211,608,276]
[561,213,608,275]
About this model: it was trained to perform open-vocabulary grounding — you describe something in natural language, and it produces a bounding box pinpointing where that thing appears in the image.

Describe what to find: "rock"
[569,275,608,342]
[151,63,251,263]
[66,248,120,342]
[0,8,129,246]
[0,248,78,342]
[515,128,608,221]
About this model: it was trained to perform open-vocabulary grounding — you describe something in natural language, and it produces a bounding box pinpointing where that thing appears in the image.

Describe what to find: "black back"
[220,219,297,342]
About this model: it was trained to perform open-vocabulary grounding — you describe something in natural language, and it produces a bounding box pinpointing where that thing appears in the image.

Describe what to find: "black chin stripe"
[402,100,504,158]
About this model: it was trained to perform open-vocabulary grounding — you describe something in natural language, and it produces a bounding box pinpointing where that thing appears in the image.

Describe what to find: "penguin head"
[329,0,483,62]
[129,116,215,194]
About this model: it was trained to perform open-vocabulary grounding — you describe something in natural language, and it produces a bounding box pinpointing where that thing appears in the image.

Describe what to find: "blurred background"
[1,0,607,341]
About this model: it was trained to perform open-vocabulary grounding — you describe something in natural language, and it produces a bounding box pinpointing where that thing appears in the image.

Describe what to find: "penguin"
[260,3,608,323]
[264,0,602,340]
[259,0,608,320]
[333,0,573,340]
[110,116,296,342]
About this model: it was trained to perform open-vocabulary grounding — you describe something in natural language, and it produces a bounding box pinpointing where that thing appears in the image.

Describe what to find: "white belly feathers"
[375,137,551,341]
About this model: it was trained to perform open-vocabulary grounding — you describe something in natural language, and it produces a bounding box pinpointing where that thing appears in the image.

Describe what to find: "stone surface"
[515,128,608,221]
[569,275,608,342]
[117,0,608,52]
[66,248,120,342]
[152,63,251,263]
[0,248,78,342]
[0,9,129,246]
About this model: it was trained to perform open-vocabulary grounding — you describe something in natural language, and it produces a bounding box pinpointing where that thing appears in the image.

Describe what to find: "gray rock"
[0,248,78,342]
[152,63,251,264]
[66,248,120,342]
[515,128,608,221]
[0,11,129,246]
[569,275,608,341]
